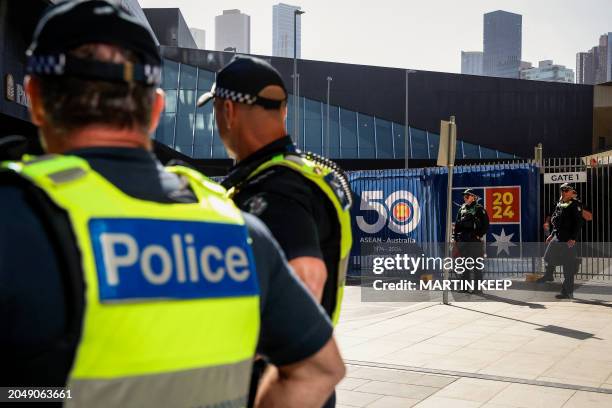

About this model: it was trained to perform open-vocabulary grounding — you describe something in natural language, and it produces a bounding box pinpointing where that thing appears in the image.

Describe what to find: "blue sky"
[139,0,612,74]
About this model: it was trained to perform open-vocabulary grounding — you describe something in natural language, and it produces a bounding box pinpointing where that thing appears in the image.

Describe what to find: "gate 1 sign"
[543,172,587,184]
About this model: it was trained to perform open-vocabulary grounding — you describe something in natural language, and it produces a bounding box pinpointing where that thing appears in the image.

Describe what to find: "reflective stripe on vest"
[229,153,352,325]
[3,155,259,408]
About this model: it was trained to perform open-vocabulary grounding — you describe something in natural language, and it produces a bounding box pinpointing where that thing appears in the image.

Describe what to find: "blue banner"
[348,164,540,276]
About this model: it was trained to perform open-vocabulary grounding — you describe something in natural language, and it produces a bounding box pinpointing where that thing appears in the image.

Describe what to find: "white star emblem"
[490,228,516,256]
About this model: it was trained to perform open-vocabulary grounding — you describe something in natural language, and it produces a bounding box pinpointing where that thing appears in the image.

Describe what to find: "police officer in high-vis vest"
[0,2,345,407]
[453,189,489,293]
[538,183,584,299]
[197,56,352,408]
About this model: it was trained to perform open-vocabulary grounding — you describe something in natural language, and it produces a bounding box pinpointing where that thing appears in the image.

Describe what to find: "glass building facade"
[153,59,517,160]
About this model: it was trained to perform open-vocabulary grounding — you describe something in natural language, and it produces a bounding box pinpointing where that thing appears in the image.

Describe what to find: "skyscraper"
[461,51,483,75]
[577,52,595,85]
[576,33,612,85]
[272,3,302,58]
[215,9,250,53]
[483,10,522,79]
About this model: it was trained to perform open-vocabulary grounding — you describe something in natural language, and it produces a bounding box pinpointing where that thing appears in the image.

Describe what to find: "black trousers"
[456,240,484,289]
[543,236,578,295]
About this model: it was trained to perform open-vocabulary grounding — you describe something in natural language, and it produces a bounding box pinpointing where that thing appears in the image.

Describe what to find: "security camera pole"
[293,9,305,146]
[437,116,457,305]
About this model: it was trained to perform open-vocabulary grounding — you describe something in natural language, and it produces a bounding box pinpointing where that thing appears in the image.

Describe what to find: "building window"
[392,123,406,159]
[357,113,375,158]
[286,96,294,140]
[194,69,216,158]
[179,64,197,89]
[162,60,179,89]
[340,108,358,158]
[410,128,429,158]
[480,146,498,159]
[197,68,214,91]
[175,89,196,155]
[427,132,440,160]
[156,114,175,147]
[327,105,341,158]
[375,118,393,159]
[462,142,481,159]
[304,99,322,155]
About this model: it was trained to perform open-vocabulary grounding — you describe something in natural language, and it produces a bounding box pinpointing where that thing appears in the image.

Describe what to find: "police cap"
[463,188,478,197]
[560,183,576,192]
[197,56,287,109]
[26,0,161,85]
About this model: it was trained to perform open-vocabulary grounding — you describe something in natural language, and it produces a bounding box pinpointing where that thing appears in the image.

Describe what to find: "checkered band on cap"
[28,54,67,76]
[214,87,257,105]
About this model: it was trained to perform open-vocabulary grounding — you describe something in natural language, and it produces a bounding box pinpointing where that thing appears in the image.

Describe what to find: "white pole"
[443,116,456,305]
[293,12,298,144]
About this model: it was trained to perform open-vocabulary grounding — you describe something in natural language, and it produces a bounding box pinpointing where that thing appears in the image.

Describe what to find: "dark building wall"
[143,8,179,47]
[143,8,197,49]
[160,47,594,158]
[0,0,49,138]
[176,8,197,49]
[0,0,46,122]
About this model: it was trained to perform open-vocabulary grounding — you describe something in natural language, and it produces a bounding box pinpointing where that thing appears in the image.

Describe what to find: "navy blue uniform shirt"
[223,137,342,318]
[0,147,332,386]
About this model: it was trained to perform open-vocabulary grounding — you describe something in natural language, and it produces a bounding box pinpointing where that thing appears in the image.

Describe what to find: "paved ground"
[335,286,612,407]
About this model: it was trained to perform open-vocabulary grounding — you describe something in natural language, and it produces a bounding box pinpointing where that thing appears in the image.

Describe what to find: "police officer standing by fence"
[538,183,584,299]
[197,56,352,408]
[453,189,489,293]
[0,2,344,407]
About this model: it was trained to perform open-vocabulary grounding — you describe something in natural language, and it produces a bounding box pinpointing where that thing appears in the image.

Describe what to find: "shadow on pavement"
[449,304,601,341]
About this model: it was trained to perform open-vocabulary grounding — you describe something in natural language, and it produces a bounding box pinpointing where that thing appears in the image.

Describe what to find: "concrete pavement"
[335,287,612,407]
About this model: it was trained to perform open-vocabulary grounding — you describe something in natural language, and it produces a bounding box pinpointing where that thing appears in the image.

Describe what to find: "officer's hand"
[567,240,576,248]
[546,235,553,244]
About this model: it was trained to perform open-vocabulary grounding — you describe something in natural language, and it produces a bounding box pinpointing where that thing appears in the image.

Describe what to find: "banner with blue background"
[348,164,540,277]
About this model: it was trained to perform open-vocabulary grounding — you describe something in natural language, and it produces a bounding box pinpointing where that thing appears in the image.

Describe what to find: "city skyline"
[483,10,522,78]
[215,9,251,53]
[272,3,302,58]
[138,0,612,76]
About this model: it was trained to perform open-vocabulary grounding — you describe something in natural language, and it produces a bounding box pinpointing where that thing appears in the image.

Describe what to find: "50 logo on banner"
[356,190,421,234]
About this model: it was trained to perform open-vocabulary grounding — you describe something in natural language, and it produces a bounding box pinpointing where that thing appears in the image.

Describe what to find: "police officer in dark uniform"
[453,189,489,292]
[537,183,584,299]
[197,56,352,408]
[0,2,344,407]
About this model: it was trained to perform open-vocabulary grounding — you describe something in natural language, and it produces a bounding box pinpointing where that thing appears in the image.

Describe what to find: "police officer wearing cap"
[0,2,345,407]
[198,56,352,408]
[453,189,489,292]
[537,183,584,299]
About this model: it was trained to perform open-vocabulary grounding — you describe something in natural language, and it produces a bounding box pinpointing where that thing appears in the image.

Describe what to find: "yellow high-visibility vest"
[228,153,352,325]
[3,155,260,408]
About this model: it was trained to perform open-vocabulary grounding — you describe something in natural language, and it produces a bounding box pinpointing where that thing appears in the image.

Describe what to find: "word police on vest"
[101,233,250,285]
[90,219,259,301]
